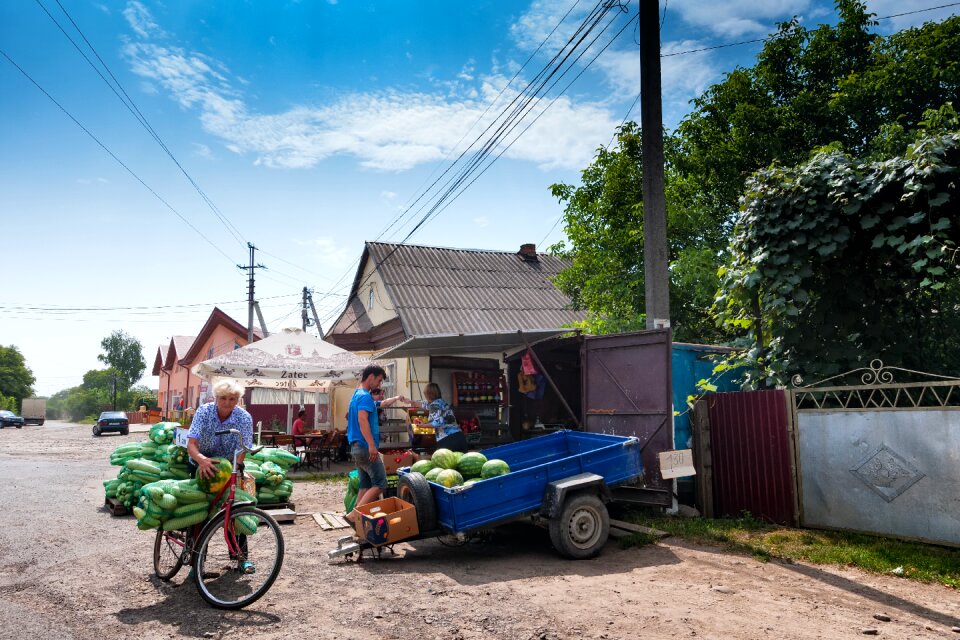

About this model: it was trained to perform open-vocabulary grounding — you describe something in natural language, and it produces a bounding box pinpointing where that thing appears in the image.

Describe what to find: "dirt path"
[0,422,957,640]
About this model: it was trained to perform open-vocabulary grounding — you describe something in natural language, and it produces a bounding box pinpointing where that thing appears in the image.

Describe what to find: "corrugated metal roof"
[366,242,585,337]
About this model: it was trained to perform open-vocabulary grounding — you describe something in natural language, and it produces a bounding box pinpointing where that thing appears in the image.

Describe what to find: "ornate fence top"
[792,359,960,410]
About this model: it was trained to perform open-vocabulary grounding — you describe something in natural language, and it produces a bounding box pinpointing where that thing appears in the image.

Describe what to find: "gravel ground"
[1,421,958,640]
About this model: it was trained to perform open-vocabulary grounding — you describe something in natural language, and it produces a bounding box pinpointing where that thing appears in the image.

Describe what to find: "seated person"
[292,409,306,447]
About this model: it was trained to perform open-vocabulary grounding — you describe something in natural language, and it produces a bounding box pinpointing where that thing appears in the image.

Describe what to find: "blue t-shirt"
[347,388,379,448]
[187,402,254,459]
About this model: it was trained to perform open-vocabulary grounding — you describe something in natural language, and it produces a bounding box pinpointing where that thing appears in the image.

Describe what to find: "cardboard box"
[353,496,419,546]
[381,449,419,475]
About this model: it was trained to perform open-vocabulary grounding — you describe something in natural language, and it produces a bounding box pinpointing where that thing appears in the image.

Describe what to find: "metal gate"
[703,390,797,525]
[792,360,960,546]
[581,329,672,492]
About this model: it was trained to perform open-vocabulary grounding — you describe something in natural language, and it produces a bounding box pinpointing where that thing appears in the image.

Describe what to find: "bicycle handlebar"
[214,428,264,455]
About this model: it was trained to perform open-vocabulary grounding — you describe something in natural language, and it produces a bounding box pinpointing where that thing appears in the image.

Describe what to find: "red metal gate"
[581,329,672,492]
[706,390,797,525]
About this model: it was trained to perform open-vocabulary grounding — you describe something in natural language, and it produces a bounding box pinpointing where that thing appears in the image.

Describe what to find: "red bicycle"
[153,429,285,609]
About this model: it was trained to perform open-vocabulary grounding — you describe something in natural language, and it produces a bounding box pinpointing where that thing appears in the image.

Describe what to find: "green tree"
[717,130,960,387]
[0,345,35,404]
[549,123,726,342]
[98,330,145,390]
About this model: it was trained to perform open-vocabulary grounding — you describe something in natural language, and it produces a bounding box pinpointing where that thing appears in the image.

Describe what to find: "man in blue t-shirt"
[347,364,388,513]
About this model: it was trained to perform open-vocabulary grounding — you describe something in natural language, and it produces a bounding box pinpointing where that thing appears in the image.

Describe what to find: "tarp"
[373,329,573,359]
[192,327,377,391]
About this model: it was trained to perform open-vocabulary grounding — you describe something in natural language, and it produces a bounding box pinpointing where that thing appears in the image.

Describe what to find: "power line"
[662,2,960,58]
[311,1,624,324]
[317,4,637,333]
[37,0,248,247]
[0,293,299,312]
[0,48,238,265]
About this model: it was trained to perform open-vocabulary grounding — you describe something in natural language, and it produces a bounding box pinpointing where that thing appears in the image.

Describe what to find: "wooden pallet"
[609,519,670,539]
[313,512,353,531]
[259,501,295,511]
[104,497,128,517]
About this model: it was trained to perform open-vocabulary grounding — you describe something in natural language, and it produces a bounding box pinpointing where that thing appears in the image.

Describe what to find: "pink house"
[153,307,261,416]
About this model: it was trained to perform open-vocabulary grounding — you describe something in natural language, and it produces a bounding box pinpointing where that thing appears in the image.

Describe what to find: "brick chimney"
[518,243,539,262]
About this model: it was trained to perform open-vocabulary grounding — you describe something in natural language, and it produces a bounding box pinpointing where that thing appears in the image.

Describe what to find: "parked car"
[0,410,24,429]
[93,411,129,436]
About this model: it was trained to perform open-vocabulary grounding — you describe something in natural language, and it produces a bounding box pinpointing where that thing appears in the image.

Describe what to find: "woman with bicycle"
[186,379,255,574]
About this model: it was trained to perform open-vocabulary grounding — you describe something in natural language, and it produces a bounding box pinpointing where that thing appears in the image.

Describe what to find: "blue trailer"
[329,430,644,561]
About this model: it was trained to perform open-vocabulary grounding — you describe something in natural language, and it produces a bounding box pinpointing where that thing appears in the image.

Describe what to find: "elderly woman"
[417,383,467,453]
[187,379,254,480]
[186,379,255,573]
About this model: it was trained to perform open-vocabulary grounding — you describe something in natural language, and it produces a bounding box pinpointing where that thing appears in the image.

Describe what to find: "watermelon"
[462,479,478,487]
[436,469,464,488]
[457,452,488,478]
[410,459,435,475]
[424,467,444,483]
[431,448,458,470]
[197,458,233,493]
[481,459,510,479]
[452,451,464,466]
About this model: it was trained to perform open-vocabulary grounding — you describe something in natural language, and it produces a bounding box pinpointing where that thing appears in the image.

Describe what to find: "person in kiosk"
[416,382,467,453]
[347,365,389,517]
[186,379,256,574]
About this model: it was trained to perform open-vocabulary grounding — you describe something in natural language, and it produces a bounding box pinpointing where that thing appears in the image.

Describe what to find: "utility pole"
[237,242,266,343]
[301,287,325,338]
[302,287,309,331]
[639,0,670,330]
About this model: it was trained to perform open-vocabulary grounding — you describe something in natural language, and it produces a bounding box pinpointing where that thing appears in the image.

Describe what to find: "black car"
[0,410,24,429]
[93,411,129,436]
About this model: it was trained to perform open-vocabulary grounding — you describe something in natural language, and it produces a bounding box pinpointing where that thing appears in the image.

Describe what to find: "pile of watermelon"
[104,435,298,526]
[409,448,510,488]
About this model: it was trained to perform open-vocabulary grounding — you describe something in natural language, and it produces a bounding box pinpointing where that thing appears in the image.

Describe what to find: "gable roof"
[329,241,584,339]
[179,307,261,365]
[153,335,196,375]
[151,345,166,376]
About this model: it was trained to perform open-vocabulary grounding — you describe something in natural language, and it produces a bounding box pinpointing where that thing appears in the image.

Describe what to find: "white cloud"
[672,0,809,38]
[123,1,163,39]
[192,143,212,159]
[866,0,960,31]
[381,191,397,200]
[295,236,352,268]
[473,216,489,227]
[122,11,619,172]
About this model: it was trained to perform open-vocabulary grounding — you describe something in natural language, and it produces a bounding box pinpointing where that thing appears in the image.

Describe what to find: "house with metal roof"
[324,241,585,414]
[152,307,261,416]
[326,241,584,356]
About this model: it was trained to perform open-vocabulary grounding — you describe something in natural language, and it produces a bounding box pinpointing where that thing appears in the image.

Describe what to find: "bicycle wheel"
[154,528,187,580]
[193,506,284,609]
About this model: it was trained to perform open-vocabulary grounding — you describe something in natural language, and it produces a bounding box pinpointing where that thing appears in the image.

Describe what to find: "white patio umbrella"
[192,327,381,432]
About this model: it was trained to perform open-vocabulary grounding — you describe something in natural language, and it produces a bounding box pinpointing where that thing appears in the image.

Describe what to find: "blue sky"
[1,0,956,397]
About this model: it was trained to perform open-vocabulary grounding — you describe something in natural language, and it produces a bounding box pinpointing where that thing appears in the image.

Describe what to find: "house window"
[368,285,375,311]
[234,341,241,350]
[207,346,215,359]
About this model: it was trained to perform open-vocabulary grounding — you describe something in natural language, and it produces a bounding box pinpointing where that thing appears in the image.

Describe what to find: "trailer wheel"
[397,472,437,532]
[549,493,609,559]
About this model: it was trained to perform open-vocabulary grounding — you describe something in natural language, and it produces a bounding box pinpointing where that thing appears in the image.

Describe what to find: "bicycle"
[153,429,285,609]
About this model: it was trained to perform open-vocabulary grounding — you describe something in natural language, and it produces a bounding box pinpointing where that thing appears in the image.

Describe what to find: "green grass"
[622,511,960,589]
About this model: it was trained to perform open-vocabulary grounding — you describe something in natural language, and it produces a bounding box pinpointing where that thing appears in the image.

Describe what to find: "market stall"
[192,327,382,434]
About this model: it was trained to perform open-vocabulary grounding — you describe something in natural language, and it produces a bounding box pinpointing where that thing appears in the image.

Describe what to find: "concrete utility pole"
[237,242,266,342]
[639,0,670,329]
[301,287,325,338]
[302,287,310,332]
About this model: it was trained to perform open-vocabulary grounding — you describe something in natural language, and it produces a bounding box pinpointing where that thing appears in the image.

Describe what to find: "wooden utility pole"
[639,0,670,329]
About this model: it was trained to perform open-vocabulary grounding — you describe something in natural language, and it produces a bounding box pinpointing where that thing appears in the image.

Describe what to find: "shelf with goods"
[451,371,506,408]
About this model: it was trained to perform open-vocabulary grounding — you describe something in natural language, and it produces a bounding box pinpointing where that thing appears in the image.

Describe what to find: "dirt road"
[1,422,957,640]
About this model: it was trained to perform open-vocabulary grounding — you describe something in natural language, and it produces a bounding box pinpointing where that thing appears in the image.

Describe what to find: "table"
[295,433,329,470]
